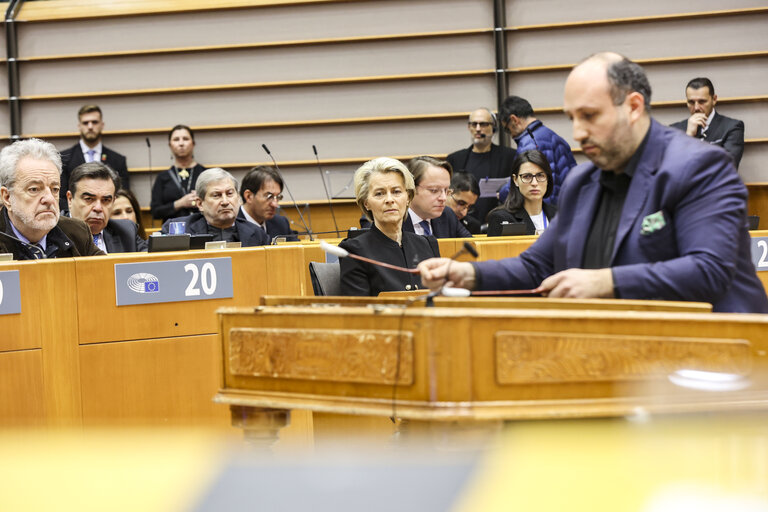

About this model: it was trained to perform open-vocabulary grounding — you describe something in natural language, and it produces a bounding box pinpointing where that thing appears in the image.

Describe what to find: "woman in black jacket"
[487,150,557,236]
[150,124,206,222]
[339,157,440,296]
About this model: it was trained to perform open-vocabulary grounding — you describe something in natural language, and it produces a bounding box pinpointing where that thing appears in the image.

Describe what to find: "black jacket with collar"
[102,218,148,253]
[236,208,299,242]
[0,207,103,259]
[670,111,744,168]
[403,207,472,239]
[338,225,440,296]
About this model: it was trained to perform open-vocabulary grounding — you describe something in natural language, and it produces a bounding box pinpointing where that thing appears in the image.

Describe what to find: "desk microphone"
[425,241,478,303]
[312,145,341,237]
[261,144,314,241]
[321,241,419,274]
[145,136,155,192]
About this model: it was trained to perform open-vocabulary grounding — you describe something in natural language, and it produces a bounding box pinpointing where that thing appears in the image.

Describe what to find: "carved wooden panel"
[229,328,414,385]
[495,331,751,384]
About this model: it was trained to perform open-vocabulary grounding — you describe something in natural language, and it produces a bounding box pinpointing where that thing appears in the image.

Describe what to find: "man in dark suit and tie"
[238,165,299,242]
[671,77,745,168]
[59,105,129,211]
[67,162,146,253]
[403,156,472,239]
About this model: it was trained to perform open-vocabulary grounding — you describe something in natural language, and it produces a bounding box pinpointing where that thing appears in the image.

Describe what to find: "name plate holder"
[114,257,234,306]
[0,270,21,315]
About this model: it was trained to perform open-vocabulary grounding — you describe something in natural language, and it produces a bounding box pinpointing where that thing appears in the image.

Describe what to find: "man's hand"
[686,113,708,137]
[536,268,614,298]
[418,258,476,291]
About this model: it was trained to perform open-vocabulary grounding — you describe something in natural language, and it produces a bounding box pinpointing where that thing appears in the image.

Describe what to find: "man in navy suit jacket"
[404,156,471,239]
[670,77,744,168]
[239,166,299,242]
[60,105,129,211]
[66,161,146,253]
[419,53,767,313]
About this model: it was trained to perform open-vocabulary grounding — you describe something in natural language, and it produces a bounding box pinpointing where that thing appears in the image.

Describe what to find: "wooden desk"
[215,303,768,445]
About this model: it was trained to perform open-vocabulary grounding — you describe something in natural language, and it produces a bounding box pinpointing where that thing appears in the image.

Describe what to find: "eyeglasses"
[518,172,548,184]
[468,122,493,128]
[450,195,474,210]
[418,186,453,197]
[262,192,284,202]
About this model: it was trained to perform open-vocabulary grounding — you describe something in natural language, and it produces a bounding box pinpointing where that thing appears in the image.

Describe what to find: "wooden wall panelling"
[74,248,269,344]
[78,334,230,427]
[505,14,767,68]
[18,35,496,97]
[505,0,768,25]
[0,350,45,427]
[16,0,492,52]
[20,77,496,134]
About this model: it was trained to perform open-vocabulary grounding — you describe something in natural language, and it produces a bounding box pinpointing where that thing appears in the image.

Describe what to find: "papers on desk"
[478,178,508,199]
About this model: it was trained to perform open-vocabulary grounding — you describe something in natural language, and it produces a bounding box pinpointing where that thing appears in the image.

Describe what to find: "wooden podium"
[214,297,768,445]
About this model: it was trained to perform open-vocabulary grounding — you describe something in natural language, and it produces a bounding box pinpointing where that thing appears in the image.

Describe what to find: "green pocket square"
[641,211,666,235]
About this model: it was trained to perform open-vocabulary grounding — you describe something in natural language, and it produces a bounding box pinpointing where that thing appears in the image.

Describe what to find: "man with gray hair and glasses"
[160,167,269,246]
[0,138,102,259]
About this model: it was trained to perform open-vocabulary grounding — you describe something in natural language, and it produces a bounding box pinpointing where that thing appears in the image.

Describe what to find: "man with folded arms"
[420,53,767,313]
[66,162,146,253]
[161,168,269,246]
[0,138,102,259]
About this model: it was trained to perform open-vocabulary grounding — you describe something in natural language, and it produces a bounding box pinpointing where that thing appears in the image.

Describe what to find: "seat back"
[309,261,341,296]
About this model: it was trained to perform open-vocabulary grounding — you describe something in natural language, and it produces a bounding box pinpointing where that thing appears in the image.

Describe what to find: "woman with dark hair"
[149,124,206,222]
[111,188,148,240]
[487,150,557,235]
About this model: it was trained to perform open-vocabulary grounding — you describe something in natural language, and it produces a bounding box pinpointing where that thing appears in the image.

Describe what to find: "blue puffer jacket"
[498,120,577,206]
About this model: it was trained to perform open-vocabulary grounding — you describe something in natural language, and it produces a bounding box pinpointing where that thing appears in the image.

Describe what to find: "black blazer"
[0,207,103,259]
[150,164,206,221]
[447,143,517,222]
[338,225,440,296]
[60,143,129,211]
[236,209,299,242]
[486,203,557,236]
[671,111,744,168]
[161,212,270,247]
[102,219,147,253]
[403,207,472,239]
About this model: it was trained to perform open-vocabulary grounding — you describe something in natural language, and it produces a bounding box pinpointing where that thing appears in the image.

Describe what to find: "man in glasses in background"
[238,165,298,242]
[447,172,481,234]
[403,156,471,239]
[447,108,517,225]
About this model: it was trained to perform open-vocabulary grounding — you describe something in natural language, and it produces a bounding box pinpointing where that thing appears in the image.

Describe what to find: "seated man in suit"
[161,168,269,247]
[671,77,744,168]
[403,156,472,239]
[66,162,146,253]
[447,172,481,234]
[0,138,102,259]
[59,105,129,211]
[420,52,767,314]
[238,165,298,242]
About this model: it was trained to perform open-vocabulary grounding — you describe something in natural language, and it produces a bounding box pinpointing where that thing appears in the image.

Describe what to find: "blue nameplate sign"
[0,270,21,315]
[114,257,234,306]
[751,237,768,271]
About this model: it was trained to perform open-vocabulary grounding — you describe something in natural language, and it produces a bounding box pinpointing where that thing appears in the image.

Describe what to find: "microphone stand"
[261,144,314,241]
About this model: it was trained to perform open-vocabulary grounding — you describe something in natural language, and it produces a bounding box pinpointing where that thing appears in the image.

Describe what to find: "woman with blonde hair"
[339,157,440,296]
